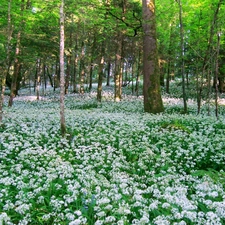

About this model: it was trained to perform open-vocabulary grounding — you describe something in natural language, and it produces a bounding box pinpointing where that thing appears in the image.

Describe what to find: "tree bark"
[106,61,111,86]
[0,0,12,122]
[142,0,164,113]
[60,0,66,136]
[79,41,85,94]
[97,55,105,102]
[36,59,41,100]
[8,31,21,107]
[215,32,221,118]
[198,0,222,114]
[177,0,188,113]
[114,36,123,102]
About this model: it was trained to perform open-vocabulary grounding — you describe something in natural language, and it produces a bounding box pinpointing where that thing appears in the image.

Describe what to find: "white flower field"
[0,86,225,225]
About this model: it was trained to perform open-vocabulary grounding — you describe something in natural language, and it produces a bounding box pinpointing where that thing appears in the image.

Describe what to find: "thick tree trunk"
[142,0,164,113]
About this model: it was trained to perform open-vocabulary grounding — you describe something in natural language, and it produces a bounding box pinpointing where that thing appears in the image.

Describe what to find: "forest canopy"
[0,0,225,113]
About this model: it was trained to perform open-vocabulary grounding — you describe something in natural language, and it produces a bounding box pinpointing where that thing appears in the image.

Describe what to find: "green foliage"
[66,99,100,110]
[160,119,191,133]
[1,94,225,224]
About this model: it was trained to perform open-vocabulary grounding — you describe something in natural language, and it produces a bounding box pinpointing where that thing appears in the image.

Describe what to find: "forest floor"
[0,82,225,225]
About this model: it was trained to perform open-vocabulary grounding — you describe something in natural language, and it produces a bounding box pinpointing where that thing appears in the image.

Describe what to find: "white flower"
[15,204,31,215]
[94,220,103,225]
[140,215,149,224]
[0,212,10,223]
[74,210,82,216]
[69,219,82,225]
[96,211,106,217]
[97,197,110,205]
[162,202,170,208]
[153,215,170,225]
[66,213,75,221]
[105,216,116,223]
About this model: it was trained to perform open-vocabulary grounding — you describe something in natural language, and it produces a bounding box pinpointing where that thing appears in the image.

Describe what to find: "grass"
[0,83,225,225]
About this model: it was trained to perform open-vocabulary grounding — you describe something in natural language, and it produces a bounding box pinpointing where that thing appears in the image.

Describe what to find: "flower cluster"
[0,88,224,224]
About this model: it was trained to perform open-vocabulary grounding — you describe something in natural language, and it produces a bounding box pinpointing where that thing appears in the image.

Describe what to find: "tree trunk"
[106,61,111,86]
[135,45,141,97]
[8,34,21,107]
[8,0,27,107]
[166,24,174,94]
[198,0,222,114]
[97,56,104,102]
[43,63,47,90]
[89,36,97,91]
[36,58,41,100]
[47,66,53,87]
[114,36,123,102]
[215,32,221,118]
[59,0,66,136]
[79,41,85,94]
[177,0,188,113]
[0,0,12,123]
[142,0,164,113]
[65,56,71,94]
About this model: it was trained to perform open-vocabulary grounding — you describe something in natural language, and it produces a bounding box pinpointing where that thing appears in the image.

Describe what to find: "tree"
[0,0,12,123]
[142,0,164,113]
[59,0,66,137]
[8,0,27,107]
[177,0,188,113]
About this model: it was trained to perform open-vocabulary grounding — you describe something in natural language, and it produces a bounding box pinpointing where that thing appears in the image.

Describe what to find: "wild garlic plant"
[0,89,224,225]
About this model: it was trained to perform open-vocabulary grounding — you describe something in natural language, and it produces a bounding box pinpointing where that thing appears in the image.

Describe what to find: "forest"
[0,0,225,224]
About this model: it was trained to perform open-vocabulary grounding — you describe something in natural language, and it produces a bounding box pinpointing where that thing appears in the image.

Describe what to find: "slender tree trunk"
[177,0,188,113]
[47,66,53,87]
[198,0,222,114]
[43,63,47,90]
[166,62,170,94]
[79,41,85,94]
[59,0,66,136]
[0,0,12,123]
[215,32,221,118]
[8,0,27,106]
[73,56,78,93]
[53,63,57,91]
[65,56,71,94]
[89,36,97,91]
[114,35,123,102]
[97,55,105,102]
[135,45,141,97]
[142,0,164,113]
[131,61,135,94]
[8,32,21,107]
[166,24,174,94]
[36,58,41,100]
[89,63,93,91]
[106,61,111,86]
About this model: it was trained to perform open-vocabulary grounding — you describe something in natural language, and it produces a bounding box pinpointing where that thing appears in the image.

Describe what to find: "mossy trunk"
[142,0,164,113]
